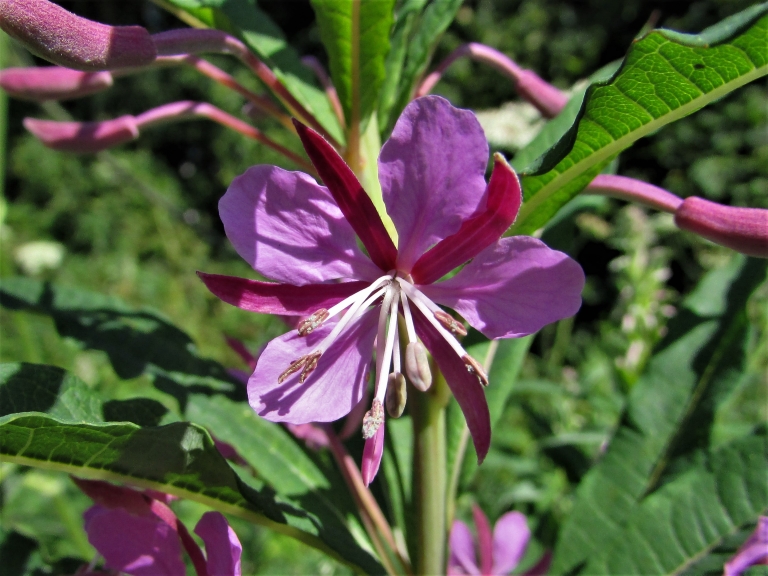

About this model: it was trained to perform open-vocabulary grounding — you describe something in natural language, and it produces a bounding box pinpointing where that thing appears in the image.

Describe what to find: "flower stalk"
[411,368,451,575]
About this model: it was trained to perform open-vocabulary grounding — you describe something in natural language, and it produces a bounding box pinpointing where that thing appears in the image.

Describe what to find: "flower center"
[280,272,489,437]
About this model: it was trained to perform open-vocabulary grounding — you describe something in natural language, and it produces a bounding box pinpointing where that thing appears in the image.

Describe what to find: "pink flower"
[75,479,242,576]
[724,517,768,576]
[199,95,584,484]
[448,506,550,576]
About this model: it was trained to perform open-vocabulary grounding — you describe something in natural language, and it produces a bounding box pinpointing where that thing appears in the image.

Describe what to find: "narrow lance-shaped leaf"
[383,0,464,135]
[551,256,768,575]
[311,0,395,133]
[508,4,768,235]
[0,363,383,573]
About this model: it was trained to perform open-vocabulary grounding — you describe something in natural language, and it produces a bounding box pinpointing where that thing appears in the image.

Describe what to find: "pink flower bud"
[0,66,113,101]
[515,69,568,118]
[0,0,156,70]
[675,197,768,257]
[24,116,139,152]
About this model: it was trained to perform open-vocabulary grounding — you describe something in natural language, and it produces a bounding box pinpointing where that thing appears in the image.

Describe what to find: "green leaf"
[311,0,395,131]
[0,363,383,573]
[377,0,428,134]
[551,257,768,575]
[590,433,768,575]
[157,0,344,143]
[383,0,464,135]
[509,4,768,235]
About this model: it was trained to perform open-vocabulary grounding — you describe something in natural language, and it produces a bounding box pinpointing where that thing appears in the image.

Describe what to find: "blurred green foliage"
[1,0,766,573]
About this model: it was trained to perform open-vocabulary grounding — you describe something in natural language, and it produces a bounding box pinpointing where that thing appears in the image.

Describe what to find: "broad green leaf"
[155,0,344,143]
[0,363,383,574]
[383,0,464,135]
[589,433,768,575]
[509,4,768,235]
[551,257,768,575]
[311,0,395,131]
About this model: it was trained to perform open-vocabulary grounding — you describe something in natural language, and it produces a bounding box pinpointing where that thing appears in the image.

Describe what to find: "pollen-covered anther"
[362,399,384,439]
[462,354,489,387]
[298,308,329,336]
[278,351,322,384]
[434,310,468,336]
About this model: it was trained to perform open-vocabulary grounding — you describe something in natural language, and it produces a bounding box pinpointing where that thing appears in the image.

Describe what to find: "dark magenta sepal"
[197,272,368,316]
[293,119,398,272]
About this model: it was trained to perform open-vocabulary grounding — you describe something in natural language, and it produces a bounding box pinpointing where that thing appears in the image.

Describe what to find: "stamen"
[362,399,384,439]
[315,286,387,353]
[298,308,329,336]
[326,274,392,318]
[385,373,407,418]
[397,278,467,358]
[434,310,468,336]
[278,351,321,384]
[400,292,418,343]
[375,284,401,404]
[462,354,489,387]
[405,341,432,392]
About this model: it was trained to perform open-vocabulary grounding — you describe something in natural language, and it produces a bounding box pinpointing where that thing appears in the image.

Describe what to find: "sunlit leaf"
[509,4,768,234]
[0,362,383,573]
[311,0,395,131]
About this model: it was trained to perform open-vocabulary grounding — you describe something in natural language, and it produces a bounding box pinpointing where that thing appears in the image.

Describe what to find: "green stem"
[412,370,450,575]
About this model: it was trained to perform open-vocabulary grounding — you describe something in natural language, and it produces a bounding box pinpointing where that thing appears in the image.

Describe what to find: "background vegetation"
[1,0,765,573]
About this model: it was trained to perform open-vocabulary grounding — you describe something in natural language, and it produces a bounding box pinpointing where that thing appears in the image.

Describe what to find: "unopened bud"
[23,116,138,152]
[405,341,432,392]
[0,67,113,101]
[385,373,407,418]
[674,197,768,258]
[362,399,384,439]
[0,0,156,70]
[515,70,568,119]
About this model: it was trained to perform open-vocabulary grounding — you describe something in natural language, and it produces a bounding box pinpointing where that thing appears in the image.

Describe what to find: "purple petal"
[197,272,367,316]
[725,517,768,576]
[293,121,398,272]
[522,551,552,576]
[194,511,242,576]
[83,506,185,576]
[249,311,377,423]
[492,511,530,575]
[472,505,494,575]
[421,236,584,339]
[412,306,491,462]
[361,422,385,486]
[411,156,521,285]
[379,96,489,270]
[448,520,481,575]
[219,165,380,285]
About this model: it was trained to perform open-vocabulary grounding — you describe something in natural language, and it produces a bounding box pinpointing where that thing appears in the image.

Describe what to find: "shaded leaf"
[551,257,768,574]
[383,0,464,135]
